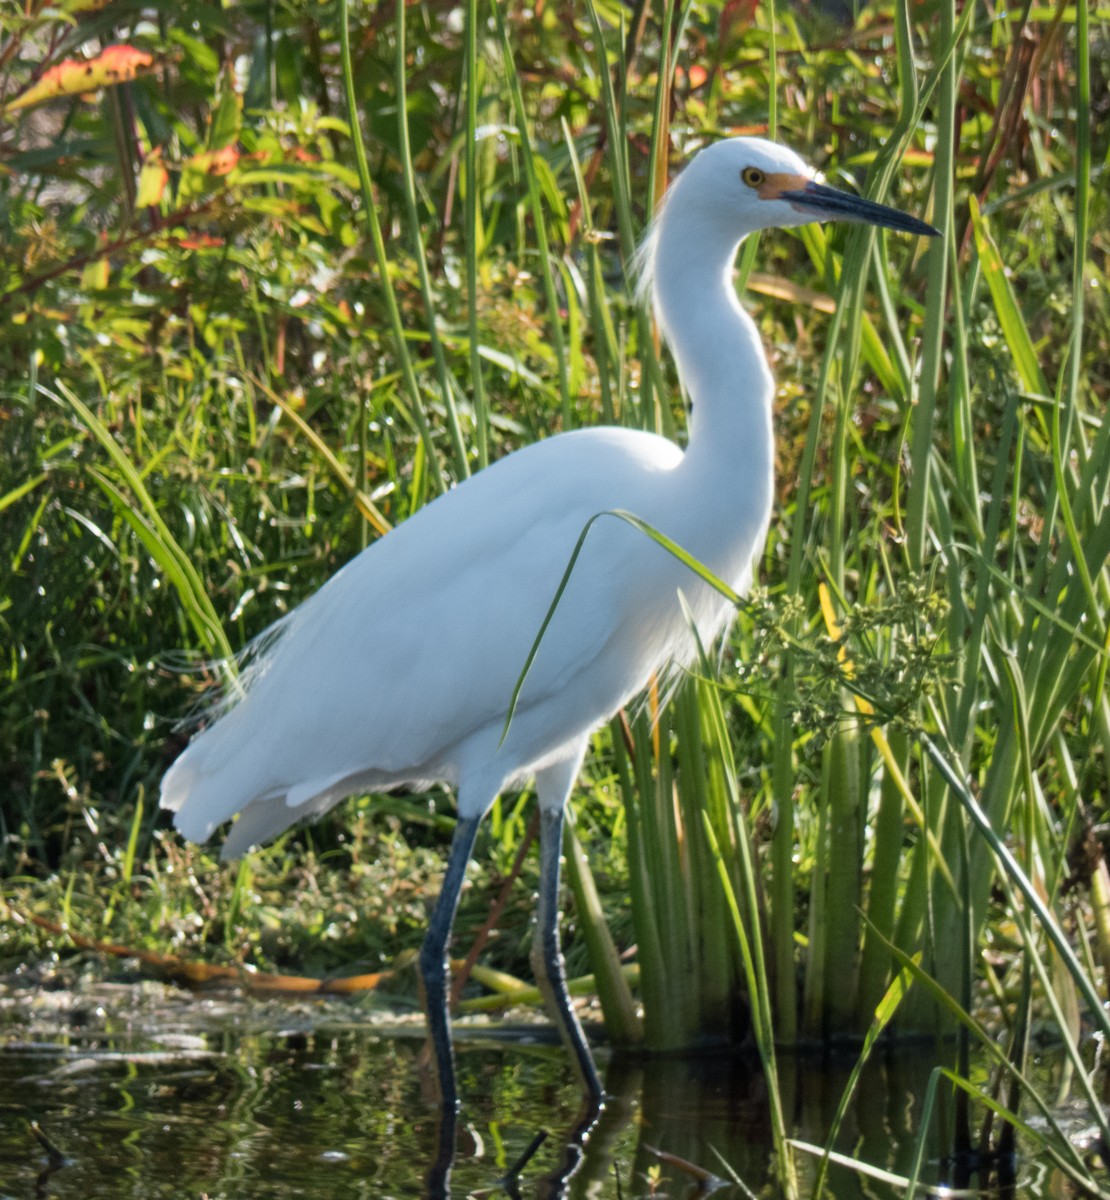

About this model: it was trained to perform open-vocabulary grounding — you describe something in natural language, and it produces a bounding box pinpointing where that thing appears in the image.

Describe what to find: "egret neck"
[651,216,776,517]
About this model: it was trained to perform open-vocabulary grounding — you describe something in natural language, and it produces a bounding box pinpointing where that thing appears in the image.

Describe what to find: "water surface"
[0,968,1070,1198]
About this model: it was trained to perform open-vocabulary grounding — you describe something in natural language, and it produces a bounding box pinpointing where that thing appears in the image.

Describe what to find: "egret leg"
[532,802,605,1104]
[419,811,482,1111]
[425,1104,457,1200]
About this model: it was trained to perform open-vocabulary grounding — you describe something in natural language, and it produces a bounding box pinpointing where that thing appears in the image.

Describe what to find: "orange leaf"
[183,145,240,176]
[3,44,153,115]
[177,234,224,250]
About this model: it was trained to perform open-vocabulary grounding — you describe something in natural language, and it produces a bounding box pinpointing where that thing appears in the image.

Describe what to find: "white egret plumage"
[161,136,936,1108]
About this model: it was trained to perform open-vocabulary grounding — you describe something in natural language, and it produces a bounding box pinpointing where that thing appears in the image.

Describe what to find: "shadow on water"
[0,975,1072,1198]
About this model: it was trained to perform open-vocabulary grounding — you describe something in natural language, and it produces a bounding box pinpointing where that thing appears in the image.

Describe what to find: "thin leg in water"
[418,811,482,1111]
[531,787,605,1104]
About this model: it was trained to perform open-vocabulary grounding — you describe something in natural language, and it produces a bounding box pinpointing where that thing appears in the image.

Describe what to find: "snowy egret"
[161,137,936,1108]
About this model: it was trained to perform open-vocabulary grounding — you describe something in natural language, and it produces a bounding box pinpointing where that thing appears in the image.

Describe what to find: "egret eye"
[741,166,766,188]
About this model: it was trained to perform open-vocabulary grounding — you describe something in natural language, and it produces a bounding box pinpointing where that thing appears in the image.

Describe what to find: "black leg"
[425,1103,458,1200]
[532,804,605,1104]
[418,812,482,1112]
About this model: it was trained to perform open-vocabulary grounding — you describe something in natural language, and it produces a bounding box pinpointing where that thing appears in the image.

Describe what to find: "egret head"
[665,136,938,241]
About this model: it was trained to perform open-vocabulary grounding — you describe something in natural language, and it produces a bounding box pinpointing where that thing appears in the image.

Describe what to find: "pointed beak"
[778,179,939,238]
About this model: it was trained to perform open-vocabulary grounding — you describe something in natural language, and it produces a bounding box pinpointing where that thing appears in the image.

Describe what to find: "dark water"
[0,972,1075,1198]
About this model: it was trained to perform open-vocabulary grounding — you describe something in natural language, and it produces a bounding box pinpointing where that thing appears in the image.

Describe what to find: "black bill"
[779,180,940,237]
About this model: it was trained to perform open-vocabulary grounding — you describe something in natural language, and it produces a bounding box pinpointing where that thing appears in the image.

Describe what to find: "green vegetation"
[2,0,1107,1191]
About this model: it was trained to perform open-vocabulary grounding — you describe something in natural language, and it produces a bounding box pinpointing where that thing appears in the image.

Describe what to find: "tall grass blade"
[919,730,1110,1044]
[489,2,572,429]
[561,819,642,1045]
[58,386,233,666]
[904,0,957,571]
[338,0,446,496]
[703,810,797,1200]
[464,0,489,468]
[810,958,918,1200]
[394,0,469,479]
[967,197,1047,396]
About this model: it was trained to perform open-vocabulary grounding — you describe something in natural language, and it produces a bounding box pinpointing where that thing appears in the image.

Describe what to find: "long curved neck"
[651,219,775,471]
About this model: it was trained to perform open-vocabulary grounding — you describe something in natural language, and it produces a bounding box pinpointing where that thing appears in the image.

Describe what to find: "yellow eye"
[741,167,765,188]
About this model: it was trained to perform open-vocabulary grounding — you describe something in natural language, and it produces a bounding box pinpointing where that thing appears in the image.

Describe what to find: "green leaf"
[968,195,1048,396]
